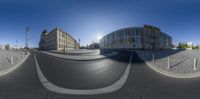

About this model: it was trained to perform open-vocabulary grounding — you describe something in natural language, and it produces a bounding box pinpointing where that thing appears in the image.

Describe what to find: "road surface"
[34,51,130,89]
[0,51,200,99]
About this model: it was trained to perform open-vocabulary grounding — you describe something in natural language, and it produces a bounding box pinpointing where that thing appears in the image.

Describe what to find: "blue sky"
[0,0,200,47]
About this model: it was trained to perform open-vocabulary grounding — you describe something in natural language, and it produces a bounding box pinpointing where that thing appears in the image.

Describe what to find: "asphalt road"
[0,51,200,99]
[34,51,131,89]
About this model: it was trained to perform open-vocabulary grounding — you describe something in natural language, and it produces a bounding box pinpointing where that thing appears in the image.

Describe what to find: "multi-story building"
[0,44,10,50]
[100,25,172,50]
[39,27,79,51]
[89,43,100,49]
[0,44,5,50]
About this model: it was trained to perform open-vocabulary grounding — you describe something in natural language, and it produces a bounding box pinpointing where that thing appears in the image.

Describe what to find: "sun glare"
[97,35,102,41]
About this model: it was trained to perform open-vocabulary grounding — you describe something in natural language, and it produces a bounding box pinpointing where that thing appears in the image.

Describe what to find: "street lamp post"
[64,34,66,53]
[16,40,18,51]
[79,39,80,47]
[25,26,30,54]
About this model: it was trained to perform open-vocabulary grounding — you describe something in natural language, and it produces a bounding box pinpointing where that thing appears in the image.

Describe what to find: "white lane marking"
[34,52,133,95]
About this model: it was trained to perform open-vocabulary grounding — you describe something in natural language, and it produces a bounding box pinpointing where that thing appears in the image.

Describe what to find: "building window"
[128,37,134,43]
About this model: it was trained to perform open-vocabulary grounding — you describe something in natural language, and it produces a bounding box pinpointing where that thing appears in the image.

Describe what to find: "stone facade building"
[39,27,79,51]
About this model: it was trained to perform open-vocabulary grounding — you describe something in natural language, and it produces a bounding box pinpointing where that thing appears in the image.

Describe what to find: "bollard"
[194,58,197,70]
[18,54,21,60]
[167,57,170,69]
[11,56,13,64]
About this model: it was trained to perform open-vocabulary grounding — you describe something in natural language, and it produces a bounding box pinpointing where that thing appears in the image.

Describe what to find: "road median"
[40,51,118,61]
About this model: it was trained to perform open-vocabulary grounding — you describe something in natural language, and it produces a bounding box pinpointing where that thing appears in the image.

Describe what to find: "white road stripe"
[34,52,133,95]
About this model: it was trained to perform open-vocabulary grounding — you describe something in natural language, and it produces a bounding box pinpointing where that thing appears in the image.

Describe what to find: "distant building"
[0,45,5,50]
[0,44,10,50]
[100,25,172,50]
[39,27,80,51]
[5,44,10,50]
[89,43,100,49]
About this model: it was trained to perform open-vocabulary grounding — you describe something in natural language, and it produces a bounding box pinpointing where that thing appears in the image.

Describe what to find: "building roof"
[102,26,143,39]
[46,27,79,44]
[42,29,48,33]
[100,25,172,41]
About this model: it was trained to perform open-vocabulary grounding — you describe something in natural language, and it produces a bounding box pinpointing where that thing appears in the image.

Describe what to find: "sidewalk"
[40,51,118,61]
[0,50,30,76]
[135,50,200,78]
[49,49,100,56]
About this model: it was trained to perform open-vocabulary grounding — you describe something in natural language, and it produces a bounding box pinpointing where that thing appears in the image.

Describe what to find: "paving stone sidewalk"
[0,50,27,71]
[135,50,200,74]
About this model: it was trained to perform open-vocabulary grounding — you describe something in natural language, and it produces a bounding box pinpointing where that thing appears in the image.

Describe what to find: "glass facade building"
[100,25,172,50]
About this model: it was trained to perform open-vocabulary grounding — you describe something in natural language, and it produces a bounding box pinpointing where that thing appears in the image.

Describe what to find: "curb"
[0,52,30,77]
[135,51,200,78]
[40,51,118,61]
[52,51,100,56]
[34,52,132,95]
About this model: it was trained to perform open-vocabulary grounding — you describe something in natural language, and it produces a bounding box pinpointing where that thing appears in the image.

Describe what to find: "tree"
[178,43,188,49]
